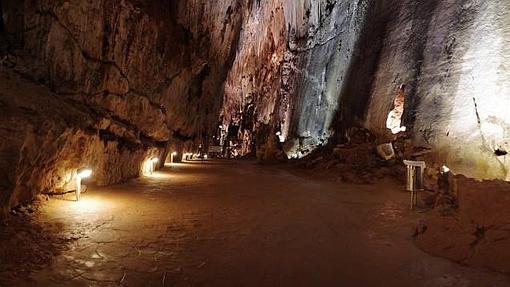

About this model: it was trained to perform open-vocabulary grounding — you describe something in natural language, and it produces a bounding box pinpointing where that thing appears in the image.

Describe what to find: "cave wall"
[220,0,289,159]
[0,68,164,215]
[221,0,378,159]
[0,0,245,214]
[365,0,510,180]
[4,0,244,141]
[220,0,510,180]
[1,0,510,213]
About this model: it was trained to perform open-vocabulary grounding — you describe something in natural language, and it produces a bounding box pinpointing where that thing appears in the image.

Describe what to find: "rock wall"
[220,0,510,180]
[2,0,510,213]
[0,0,245,214]
[0,68,164,215]
[221,0,378,159]
[3,0,244,141]
[365,0,510,180]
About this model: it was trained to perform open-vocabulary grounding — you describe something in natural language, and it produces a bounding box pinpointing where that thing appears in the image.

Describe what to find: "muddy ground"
[1,160,509,286]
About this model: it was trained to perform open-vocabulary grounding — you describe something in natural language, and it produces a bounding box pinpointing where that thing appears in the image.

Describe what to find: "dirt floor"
[1,160,509,286]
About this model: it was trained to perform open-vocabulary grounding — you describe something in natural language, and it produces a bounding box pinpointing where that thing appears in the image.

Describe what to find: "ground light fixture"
[183,153,192,161]
[170,152,178,164]
[151,157,159,173]
[142,158,159,175]
[76,168,92,201]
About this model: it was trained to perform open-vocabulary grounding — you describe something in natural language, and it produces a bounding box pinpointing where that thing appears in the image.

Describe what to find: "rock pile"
[415,175,510,274]
[295,128,408,184]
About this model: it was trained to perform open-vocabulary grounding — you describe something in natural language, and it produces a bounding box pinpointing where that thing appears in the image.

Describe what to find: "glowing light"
[441,165,451,174]
[77,169,92,178]
[288,153,299,159]
[142,158,158,176]
[76,168,93,201]
[386,85,407,134]
[204,155,208,160]
[170,152,178,164]
[276,131,285,143]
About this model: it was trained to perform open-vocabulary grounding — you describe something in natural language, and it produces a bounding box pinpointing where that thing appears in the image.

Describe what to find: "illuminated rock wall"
[365,0,510,180]
[0,69,164,215]
[221,0,510,179]
[0,0,245,214]
[221,0,377,159]
[3,0,244,142]
[1,0,509,214]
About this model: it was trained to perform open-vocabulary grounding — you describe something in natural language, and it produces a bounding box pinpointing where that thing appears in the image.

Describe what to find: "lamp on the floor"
[170,152,177,165]
[151,158,159,173]
[76,168,92,201]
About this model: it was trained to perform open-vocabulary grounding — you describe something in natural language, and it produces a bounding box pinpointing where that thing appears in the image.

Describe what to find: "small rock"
[376,143,395,160]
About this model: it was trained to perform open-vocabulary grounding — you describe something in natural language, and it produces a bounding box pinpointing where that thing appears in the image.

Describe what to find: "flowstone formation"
[219,0,510,181]
[220,0,378,160]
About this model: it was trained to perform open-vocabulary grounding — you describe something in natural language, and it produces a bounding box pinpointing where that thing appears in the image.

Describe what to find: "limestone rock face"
[4,0,244,141]
[1,0,245,214]
[219,0,510,180]
[220,0,379,158]
[1,0,510,214]
[365,0,510,180]
[0,69,163,215]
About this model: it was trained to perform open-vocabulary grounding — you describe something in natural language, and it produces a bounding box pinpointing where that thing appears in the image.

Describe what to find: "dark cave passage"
[1,0,510,286]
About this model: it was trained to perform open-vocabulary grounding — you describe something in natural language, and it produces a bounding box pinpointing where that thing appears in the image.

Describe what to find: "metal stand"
[404,160,426,209]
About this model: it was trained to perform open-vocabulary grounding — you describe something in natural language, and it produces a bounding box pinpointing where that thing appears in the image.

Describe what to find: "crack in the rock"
[29,9,175,145]
[472,96,508,175]
[34,9,131,91]
[289,31,342,53]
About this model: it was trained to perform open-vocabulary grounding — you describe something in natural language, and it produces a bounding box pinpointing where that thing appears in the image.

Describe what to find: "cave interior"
[1,0,510,286]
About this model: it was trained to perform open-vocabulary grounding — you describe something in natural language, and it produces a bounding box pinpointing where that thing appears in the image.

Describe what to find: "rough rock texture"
[365,0,510,181]
[1,0,509,210]
[3,0,244,141]
[416,176,510,274]
[221,0,381,159]
[0,68,163,215]
[1,0,245,214]
[219,0,510,181]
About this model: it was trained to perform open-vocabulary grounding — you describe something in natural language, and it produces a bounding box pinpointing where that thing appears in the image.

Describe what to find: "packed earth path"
[2,160,510,287]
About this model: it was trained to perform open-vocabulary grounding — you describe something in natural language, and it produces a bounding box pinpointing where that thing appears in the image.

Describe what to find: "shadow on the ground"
[0,208,71,285]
